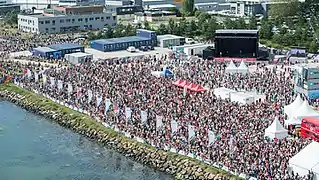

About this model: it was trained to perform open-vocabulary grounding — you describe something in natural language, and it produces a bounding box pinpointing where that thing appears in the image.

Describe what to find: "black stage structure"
[214,29,259,62]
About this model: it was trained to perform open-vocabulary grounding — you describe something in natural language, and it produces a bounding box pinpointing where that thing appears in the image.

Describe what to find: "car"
[148,46,154,50]
[139,46,148,51]
[127,46,136,53]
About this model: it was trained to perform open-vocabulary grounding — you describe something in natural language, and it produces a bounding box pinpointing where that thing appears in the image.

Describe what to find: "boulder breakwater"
[0,84,238,180]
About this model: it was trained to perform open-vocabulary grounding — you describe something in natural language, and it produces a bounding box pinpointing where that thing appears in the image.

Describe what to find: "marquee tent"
[293,100,319,119]
[225,60,237,73]
[213,87,236,100]
[172,80,191,88]
[289,141,319,178]
[151,71,164,77]
[173,80,206,92]
[284,95,304,117]
[284,116,302,127]
[264,117,288,140]
[237,61,249,74]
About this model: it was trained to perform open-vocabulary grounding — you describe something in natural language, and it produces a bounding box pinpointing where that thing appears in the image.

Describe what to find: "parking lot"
[85,47,171,60]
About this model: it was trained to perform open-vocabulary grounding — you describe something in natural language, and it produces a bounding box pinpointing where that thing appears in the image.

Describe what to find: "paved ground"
[85,47,171,60]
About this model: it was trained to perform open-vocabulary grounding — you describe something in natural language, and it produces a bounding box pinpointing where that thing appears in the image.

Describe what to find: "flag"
[141,110,147,124]
[57,80,63,90]
[34,72,39,82]
[50,77,55,87]
[23,69,27,76]
[27,69,32,79]
[96,94,102,107]
[87,90,93,103]
[156,115,163,130]
[171,120,178,134]
[183,86,187,97]
[67,84,73,95]
[125,107,132,121]
[42,74,47,84]
[188,125,195,140]
[208,130,216,145]
[104,99,111,116]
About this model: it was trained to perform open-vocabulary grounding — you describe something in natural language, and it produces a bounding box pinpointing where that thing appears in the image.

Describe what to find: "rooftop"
[216,29,259,34]
[33,47,57,53]
[148,4,176,9]
[68,52,92,57]
[49,43,84,51]
[157,34,184,40]
[91,36,151,45]
[195,2,218,5]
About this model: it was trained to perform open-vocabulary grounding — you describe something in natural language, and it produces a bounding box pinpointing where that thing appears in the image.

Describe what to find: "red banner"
[214,57,256,62]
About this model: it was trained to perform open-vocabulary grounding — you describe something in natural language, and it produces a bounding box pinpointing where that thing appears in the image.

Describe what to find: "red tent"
[187,83,197,90]
[173,80,207,93]
[192,85,207,92]
[172,79,185,87]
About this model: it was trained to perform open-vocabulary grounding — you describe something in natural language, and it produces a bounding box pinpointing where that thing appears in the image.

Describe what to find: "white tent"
[237,61,249,74]
[213,87,236,100]
[151,71,164,77]
[264,117,288,140]
[284,95,304,118]
[225,60,237,74]
[284,116,302,127]
[289,141,319,178]
[230,92,254,104]
[293,100,319,119]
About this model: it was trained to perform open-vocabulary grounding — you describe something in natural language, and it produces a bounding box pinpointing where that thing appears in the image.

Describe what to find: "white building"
[157,34,185,48]
[18,5,117,34]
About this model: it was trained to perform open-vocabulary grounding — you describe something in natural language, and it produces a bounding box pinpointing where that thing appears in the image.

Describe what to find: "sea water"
[0,101,173,180]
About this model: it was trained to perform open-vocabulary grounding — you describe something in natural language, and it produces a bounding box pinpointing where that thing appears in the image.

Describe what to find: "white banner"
[42,74,47,84]
[141,110,147,124]
[171,120,178,134]
[57,80,63,90]
[125,107,132,121]
[67,84,73,95]
[104,99,111,116]
[156,115,163,129]
[188,125,195,140]
[96,94,102,107]
[34,72,39,82]
[208,130,216,145]
[50,77,55,87]
[87,89,93,103]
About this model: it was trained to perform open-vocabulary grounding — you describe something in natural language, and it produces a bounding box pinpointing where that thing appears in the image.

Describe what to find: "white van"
[127,46,136,53]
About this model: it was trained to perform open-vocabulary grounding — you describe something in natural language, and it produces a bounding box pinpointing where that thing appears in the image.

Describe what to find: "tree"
[4,12,18,25]
[269,0,299,19]
[168,18,176,34]
[248,16,257,29]
[223,17,234,29]
[182,0,194,16]
[259,20,273,39]
[143,21,150,30]
[236,17,247,29]
[157,23,168,35]
[308,41,318,53]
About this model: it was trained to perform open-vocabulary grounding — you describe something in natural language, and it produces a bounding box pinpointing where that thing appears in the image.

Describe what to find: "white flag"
[183,86,187,97]
[104,99,111,116]
[34,72,39,82]
[141,110,147,124]
[125,107,132,121]
[96,94,102,107]
[171,120,178,134]
[87,90,93,103]
[27,69,32,79]
[50,77,55,87]
[188,125,195,140]
[156,115,163,129]
[208,130,216,145]
[67,84,73,95]
[42,74,47,84]
[57,80,63,90]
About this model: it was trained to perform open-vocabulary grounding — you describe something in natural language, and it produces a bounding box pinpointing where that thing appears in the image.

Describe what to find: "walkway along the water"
[0,84,239,180]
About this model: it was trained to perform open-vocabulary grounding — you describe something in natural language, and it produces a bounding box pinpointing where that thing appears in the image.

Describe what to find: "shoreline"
[0,84,238,180]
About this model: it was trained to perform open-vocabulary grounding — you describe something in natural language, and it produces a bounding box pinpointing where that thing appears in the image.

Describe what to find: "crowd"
[0,55,314,180]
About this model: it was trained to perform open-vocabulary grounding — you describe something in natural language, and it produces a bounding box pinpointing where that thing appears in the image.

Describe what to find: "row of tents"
[225,61,249,74]
[172,80,207,92]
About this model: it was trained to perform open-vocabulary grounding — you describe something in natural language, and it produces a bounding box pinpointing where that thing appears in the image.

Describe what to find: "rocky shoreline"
[0,85,238,180]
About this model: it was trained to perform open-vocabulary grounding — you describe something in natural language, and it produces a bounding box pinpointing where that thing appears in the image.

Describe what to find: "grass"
[0,83,241,179]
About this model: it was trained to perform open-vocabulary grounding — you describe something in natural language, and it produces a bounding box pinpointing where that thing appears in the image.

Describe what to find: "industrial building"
[90,29,157,52]
[65,52,93,64]
[32,43,84,58]
[157,34,185,48]
[18,5,117,34]
[294,63,319,100]
[173,43,214,56]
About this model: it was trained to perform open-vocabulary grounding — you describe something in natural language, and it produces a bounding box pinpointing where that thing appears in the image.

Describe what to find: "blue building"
[32,47,62,59]
[48,43,85,57]
[90,29,157,52]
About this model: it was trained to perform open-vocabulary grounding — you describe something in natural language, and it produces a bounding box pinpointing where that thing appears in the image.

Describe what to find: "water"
[0,101,173,180]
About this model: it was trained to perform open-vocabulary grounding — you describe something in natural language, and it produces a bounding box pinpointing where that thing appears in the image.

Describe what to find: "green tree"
[143,21,150,30]
[202,17,218,40]
[248,16,257,29]
[157,23,168,35]
[269,0,299,19]
[236,17,247,29]
[168,18,177,34]
[259,20,273,39]
[308,41,318,53]
[4,12,18,25]
[223,17,234,29]
[182,0,195,16]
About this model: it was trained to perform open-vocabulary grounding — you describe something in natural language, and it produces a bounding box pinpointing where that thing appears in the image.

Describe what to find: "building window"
[66,19,70,22]
[113,16,116,20]
[106,16,110,20]
[45,20,50,24]
[78,18,82,22]
[101,17,104,20]
[72,19,75,22]
[52,20,55,25]
[89,17,93,21]
[60,19,64,23]
[95,17,100,20]
[39,21,43,24]
[85,18,88,22]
